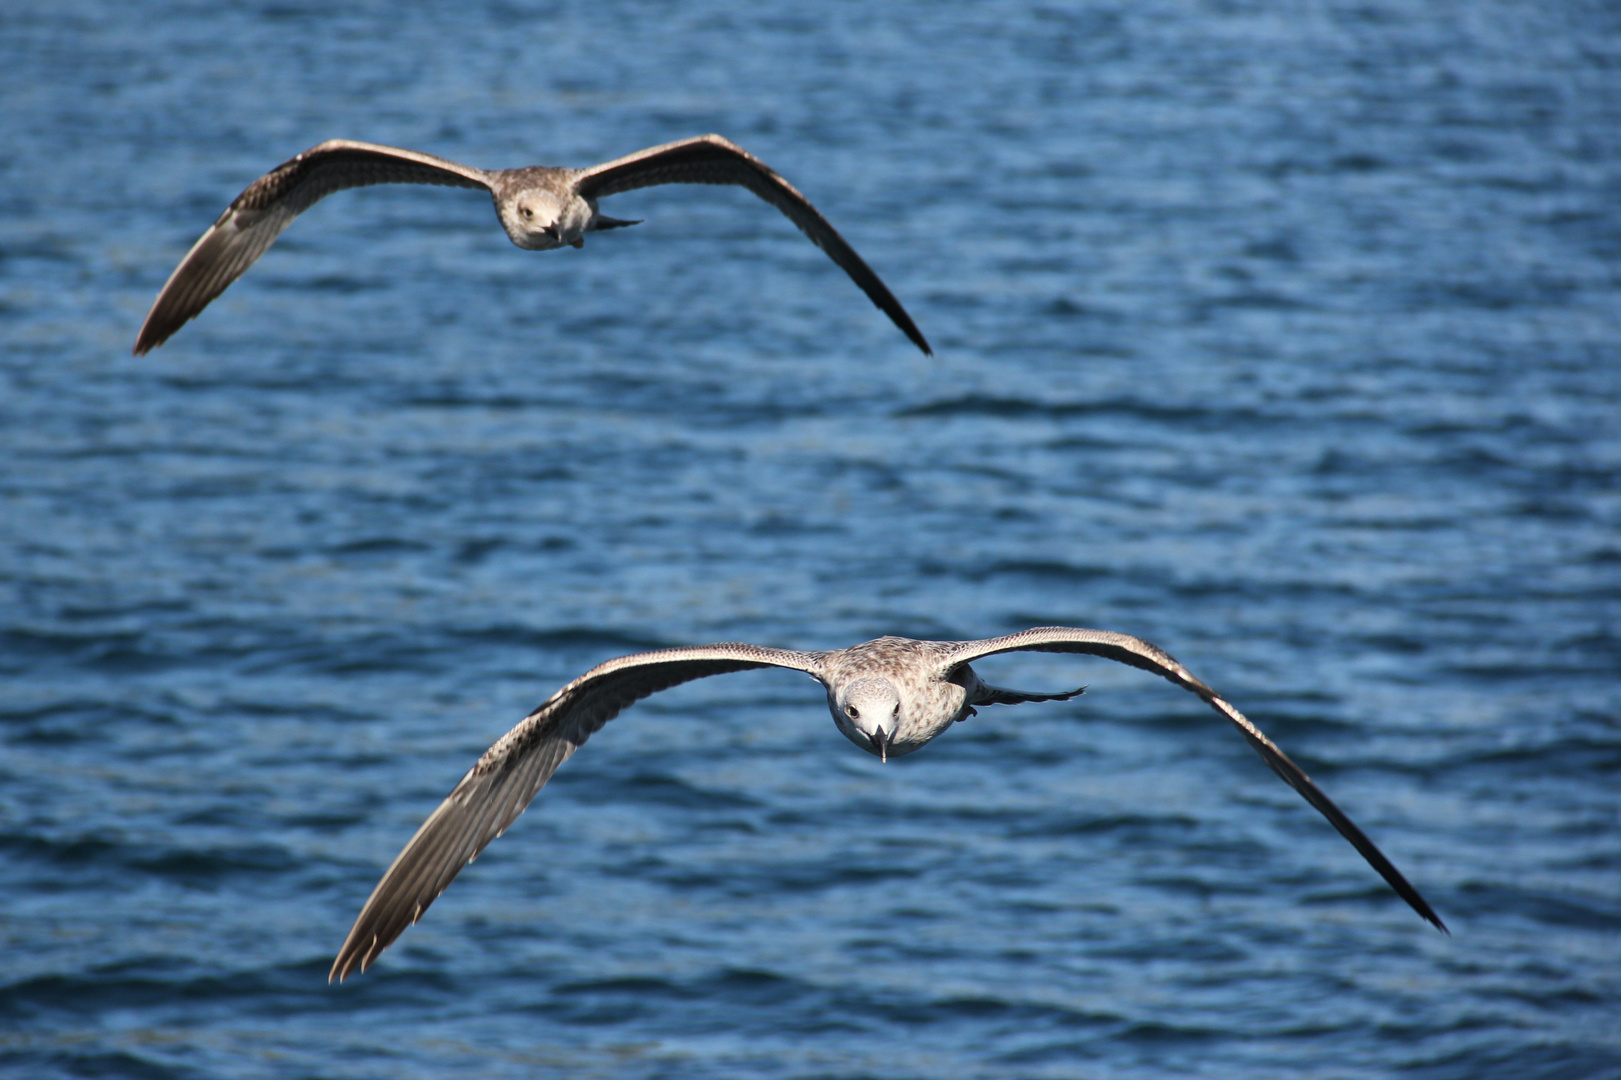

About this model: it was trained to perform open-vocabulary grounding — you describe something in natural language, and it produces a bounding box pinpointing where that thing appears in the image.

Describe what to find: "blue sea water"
[3,1,1619,1077]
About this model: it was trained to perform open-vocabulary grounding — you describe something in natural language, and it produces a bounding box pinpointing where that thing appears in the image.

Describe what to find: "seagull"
[330,626,1446,981]
[132,134,931,356]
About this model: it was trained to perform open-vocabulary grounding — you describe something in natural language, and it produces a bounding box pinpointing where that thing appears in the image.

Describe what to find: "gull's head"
[503,190,569,250]
[833,677,903,763]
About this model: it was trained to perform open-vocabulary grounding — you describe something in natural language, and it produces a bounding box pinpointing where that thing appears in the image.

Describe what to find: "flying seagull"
[330,626,1446,981]
[132,134,931,356]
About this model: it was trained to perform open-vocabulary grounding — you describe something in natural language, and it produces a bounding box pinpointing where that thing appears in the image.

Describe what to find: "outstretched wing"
[944,627,1448,933]
[133,140,492,355]
[330,642,826,982]
[576,134,931,355]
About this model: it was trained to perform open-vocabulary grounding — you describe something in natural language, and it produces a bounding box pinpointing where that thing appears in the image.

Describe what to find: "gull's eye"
[847,706,860,719]
[521,206,533,220]
[891,703,900,717]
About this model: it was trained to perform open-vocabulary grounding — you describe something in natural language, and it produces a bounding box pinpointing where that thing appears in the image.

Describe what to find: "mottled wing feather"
[576,134,931,355]
[133,140,492,354]
[945,627,1448,932]
[330,642,825,981]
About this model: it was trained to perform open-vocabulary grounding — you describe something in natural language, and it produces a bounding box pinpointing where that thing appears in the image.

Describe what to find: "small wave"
[1401,1040,1621,1080]
[2,831,298,887]
[587,770,763,812]
[895,395,1272,428]
[1448,880,1621,932]
[451,624,668,654]
[325,537,432,557]
[0,1047,190,1080]
[1008,811,1202,840]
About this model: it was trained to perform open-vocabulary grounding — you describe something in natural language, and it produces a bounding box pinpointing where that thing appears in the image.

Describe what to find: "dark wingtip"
[132,317,173,356]
[1417,901,1450,935]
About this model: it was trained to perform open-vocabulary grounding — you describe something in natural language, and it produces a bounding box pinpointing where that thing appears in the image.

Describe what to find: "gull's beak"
[873,727,888,764]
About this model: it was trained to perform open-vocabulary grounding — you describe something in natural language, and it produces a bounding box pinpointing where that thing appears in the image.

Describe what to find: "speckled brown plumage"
[329,627,1444,983]
[133,135,930,355]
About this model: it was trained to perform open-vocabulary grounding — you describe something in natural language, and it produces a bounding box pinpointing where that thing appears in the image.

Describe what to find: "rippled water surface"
[4,2,1620,1077]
